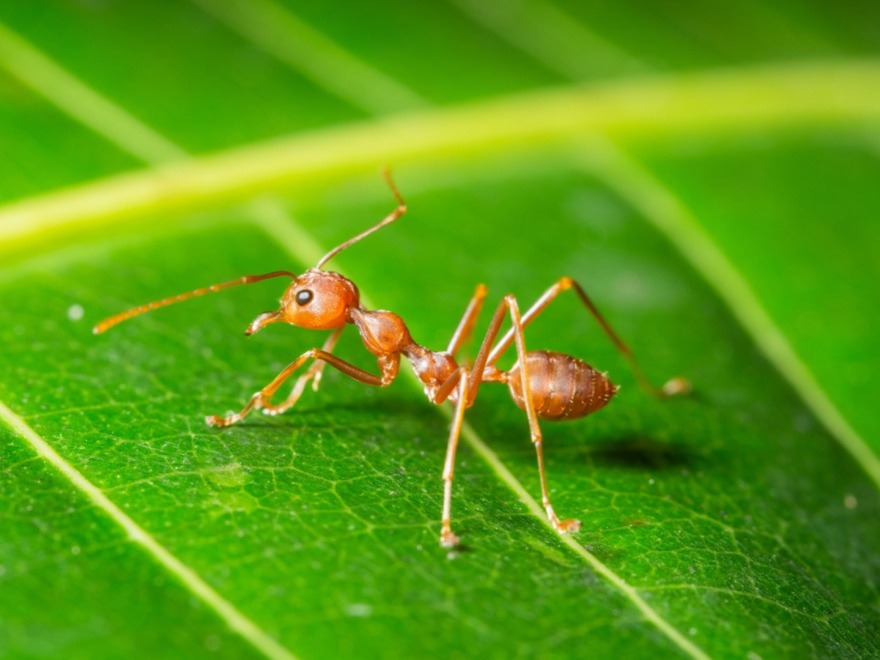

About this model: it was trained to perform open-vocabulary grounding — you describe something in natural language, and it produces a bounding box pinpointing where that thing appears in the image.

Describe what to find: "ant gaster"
[95,171,690,548]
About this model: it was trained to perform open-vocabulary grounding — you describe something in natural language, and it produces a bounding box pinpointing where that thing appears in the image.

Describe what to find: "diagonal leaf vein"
[0,401,296,660]
[1,59,880,245]
[464,0,880,491]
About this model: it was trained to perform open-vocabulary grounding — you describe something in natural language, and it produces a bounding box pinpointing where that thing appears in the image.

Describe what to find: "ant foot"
[208,393,263,426]
[553,518,582,534]
[546,504,581,535]
[440,529,460,548]
[662,377,691,397]
[205,414,238,428]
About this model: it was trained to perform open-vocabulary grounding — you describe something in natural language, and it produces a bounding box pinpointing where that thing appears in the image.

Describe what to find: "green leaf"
[1,2,878,658]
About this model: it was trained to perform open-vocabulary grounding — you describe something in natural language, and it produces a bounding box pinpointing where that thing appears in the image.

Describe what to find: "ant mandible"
[95,170,690,548]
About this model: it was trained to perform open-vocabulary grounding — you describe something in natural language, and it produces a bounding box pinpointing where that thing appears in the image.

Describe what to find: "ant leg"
[438,368,468,548]
[264,327,344,416]
[487,277,689,397]
[445,284,488,357]
[466,295,581,535]
[533,424,581,534]
[206,350,396,427]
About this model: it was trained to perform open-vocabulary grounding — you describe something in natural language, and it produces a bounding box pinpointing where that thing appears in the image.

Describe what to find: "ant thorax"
[349,307,415,357]
[349,307,458,403]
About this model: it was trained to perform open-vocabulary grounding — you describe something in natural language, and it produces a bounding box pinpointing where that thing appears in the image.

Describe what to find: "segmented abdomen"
[507,351,618,420]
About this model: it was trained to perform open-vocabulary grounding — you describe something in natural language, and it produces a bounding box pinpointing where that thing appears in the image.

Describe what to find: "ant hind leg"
[532,428,581,535]
[486,277,690,397]
[466,293,581,537]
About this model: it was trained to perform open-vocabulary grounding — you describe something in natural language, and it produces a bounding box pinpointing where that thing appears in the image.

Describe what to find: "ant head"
[246,269,360,335]
[246,169,405,336]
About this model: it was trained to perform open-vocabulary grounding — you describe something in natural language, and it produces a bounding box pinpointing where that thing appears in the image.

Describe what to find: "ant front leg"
[206,349,396,427]
[262,327,344,417]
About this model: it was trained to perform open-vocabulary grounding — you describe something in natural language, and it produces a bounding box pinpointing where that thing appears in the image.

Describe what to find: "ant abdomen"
[508,351,618,421]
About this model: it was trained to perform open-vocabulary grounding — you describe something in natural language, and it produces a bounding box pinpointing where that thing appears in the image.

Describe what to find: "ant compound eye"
[295,289,314,306]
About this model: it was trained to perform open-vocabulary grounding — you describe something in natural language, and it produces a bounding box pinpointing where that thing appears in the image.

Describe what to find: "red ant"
[95,171,689,548]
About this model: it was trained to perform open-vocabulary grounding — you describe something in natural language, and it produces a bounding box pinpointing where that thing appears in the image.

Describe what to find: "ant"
[95,171,689,548]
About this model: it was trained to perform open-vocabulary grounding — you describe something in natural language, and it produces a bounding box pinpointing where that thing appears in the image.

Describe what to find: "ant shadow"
[242,394,446,434]
[585,435,699,471]
[238,391,705,475]
[467,404,703,473]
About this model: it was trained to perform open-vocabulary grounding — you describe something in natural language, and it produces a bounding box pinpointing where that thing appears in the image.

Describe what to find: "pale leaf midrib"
[1,59,880,244]
[570,138,880,489]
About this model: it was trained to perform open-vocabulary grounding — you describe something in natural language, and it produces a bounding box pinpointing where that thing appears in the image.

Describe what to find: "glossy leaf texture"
[1,2,878,658]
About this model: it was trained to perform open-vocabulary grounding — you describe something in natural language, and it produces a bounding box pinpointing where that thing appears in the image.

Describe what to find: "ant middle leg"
[438,367,469,548]
[445,284,488,357]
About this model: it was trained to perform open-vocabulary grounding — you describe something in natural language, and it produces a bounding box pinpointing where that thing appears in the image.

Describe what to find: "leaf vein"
[0,21,182,163]
[0,401,296,660]
[570,138,880,488]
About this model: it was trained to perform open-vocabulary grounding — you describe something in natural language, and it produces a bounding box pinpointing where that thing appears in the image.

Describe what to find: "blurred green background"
[1,1,878,658]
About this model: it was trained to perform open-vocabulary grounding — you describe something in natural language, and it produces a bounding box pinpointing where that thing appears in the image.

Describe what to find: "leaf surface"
[0,2,878,658]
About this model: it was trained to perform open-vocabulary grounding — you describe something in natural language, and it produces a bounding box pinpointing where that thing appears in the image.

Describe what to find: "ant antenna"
[93,270,296,335]
[315,168,407,270]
